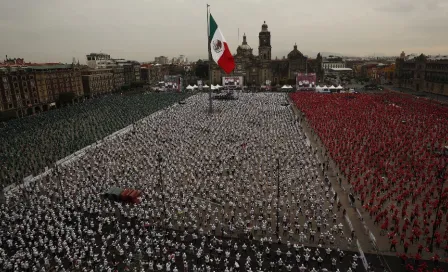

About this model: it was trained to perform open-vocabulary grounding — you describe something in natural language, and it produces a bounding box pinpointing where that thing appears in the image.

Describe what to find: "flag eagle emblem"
[212,40,223,53]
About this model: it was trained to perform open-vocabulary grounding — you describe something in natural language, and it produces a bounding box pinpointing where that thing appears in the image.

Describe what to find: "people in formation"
[0,93,362,271]
[291,92,448,262]
[0,92,191,188]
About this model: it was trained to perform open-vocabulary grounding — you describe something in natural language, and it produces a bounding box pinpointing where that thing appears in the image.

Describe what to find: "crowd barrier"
[356,239,369,271]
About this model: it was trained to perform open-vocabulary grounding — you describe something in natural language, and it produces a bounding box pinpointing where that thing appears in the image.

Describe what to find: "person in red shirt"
[398,253,407,265]
[414,252,422,266]
[403,241,409,254]
[405,263,414,271]
[400,233,406,245]
[432,253,440,268]
[390,238,397,251]
[417,244,423,254]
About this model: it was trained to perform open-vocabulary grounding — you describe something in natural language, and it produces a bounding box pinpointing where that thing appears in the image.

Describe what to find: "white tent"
[336,85,343,89]
[193,84,198,89]
[322,85,328,89]
[186,85,194,90]
[315,85,322,90]
[210,84,216,90]
[215,84,222,88]
[286,85,293,88]
[203,84,209,88]
[281,85,289,89]
[329,85,336,89]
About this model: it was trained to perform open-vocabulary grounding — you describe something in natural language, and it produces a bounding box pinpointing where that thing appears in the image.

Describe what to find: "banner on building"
[222,76,244,89]
[164,75,182,92]
[296,73,316,90]
[265,80,271,90]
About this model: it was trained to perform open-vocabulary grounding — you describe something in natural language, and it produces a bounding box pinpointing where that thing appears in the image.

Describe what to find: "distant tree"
[168,65,184,76]
[121,85,131,91]
[195,60,209,79]
[58,92,76,104]
[130,81,145,88]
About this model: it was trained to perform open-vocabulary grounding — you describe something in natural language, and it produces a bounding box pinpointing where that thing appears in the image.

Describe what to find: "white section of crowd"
[0,93,362,271]
[2,102,184,200]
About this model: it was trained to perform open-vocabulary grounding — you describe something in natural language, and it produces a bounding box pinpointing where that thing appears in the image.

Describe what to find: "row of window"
[0,96,39,107]
[323,64,345,68]
[426,82,445,91]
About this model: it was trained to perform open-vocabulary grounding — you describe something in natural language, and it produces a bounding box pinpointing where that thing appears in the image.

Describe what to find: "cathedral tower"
[258,21,271,60]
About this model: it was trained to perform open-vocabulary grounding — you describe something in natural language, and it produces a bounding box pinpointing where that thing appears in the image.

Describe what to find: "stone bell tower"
[258,21,271,60]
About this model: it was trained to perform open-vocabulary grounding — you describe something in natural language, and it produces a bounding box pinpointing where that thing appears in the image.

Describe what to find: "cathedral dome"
[238,44,252,50]
[287,43,304,60]
[237,34,252,51]
[261,21,269,32]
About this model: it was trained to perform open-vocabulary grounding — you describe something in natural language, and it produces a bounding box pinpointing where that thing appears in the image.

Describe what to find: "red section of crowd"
[291,92,448,260]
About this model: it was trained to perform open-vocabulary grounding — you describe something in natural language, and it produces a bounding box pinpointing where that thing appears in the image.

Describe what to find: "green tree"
[58,92,76,104]
[194,60,209,79]
[287,78,296,85]
[130,81,145,88]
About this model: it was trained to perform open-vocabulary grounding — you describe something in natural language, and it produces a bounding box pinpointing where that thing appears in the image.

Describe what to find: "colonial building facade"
[81,69,114,97]
[33,65,83,107]
[395,52,448,96]
[210,21,323,86]
[0,67,38,115]
[0,64,83,117]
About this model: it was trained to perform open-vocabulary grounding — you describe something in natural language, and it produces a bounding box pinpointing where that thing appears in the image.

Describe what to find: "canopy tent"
[193,85,198,88]
[281,85,290,89]
[329,85,336,89]
[286,85,293,89]
[315,85,322,90]
[203,84,210,88]
[336,85,343,89]
[186,85,194,90]
[322,85,328,89]
[215,84,222,88]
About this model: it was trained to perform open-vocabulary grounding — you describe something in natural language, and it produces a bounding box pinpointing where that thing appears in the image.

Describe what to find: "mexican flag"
[209,14,235,74]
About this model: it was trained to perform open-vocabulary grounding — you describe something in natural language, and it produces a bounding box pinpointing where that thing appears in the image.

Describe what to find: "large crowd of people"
[0,93,373,271]
[0,92,191,189]
[291,92,448,262]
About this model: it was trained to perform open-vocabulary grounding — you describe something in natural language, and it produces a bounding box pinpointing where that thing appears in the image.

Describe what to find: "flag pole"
[207,4,213,114]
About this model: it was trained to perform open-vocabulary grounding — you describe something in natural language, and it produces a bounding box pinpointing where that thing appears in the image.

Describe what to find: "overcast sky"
[1,0,447,63]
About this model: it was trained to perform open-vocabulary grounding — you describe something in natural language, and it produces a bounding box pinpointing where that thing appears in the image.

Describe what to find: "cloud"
[374,1,415,13]
[1,0,447,62]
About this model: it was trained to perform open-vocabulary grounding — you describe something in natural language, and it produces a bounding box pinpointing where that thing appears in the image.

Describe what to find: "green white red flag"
[209,14,235,74]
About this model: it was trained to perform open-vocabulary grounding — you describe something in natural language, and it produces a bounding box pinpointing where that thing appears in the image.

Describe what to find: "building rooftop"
[87,53,110,56]
[30,64,73,70]
[330,68,353,71]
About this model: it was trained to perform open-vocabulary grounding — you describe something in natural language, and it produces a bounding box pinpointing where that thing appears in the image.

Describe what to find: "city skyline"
[1,0,447,64]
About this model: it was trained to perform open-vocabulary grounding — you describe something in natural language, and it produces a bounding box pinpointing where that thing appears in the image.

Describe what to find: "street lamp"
[276,158,280,240]
[55,164,65,204]
[157,152,167,232]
